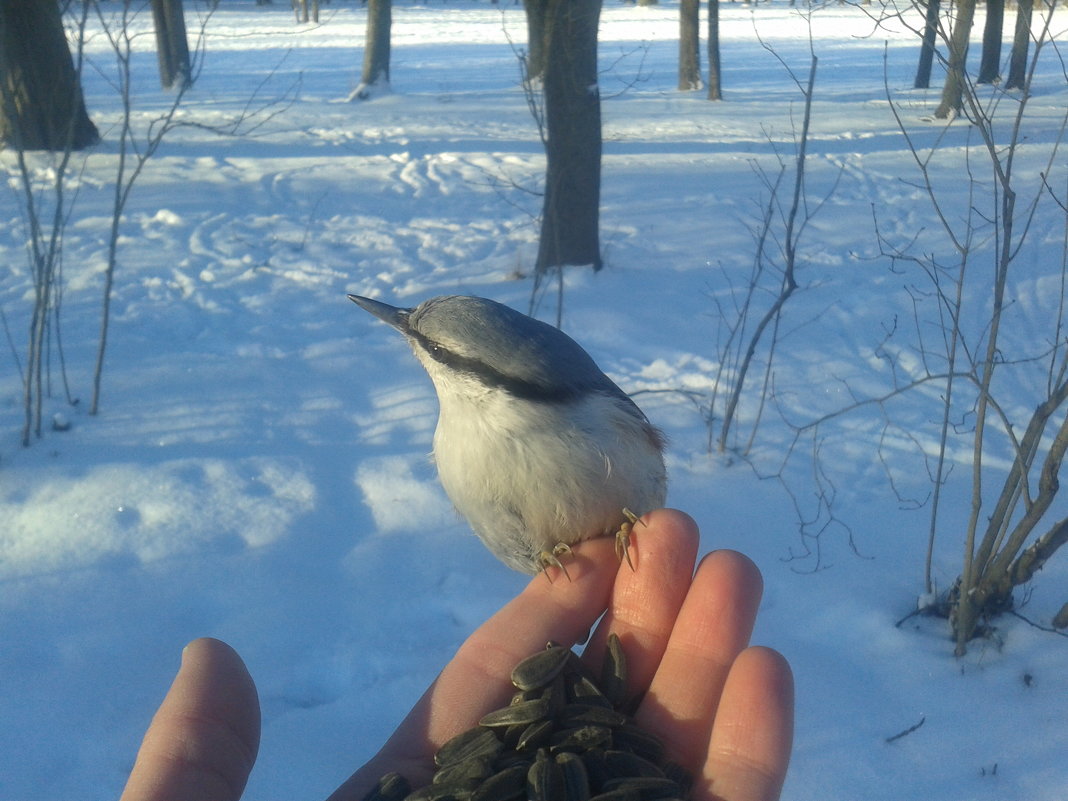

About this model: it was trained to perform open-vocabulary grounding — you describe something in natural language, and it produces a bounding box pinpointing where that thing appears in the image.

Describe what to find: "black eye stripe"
[410,330,580,403]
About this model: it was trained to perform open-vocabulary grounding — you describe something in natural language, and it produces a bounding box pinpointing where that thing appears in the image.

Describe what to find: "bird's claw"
[615,508,645,571]
[540,509,646,581]
[538,542,574,582]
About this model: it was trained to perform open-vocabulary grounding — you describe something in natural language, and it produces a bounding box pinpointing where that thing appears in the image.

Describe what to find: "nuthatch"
[349,294,667,575]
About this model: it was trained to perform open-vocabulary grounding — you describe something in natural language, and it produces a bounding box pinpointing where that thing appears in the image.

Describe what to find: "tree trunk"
[977,0,1004,84]
[914,0,940,89]
[523,0,550,84]
[0,1,98,151]
[707,0,721,100]
[535,0,603,275]
[679,0,700,91]
[934,0,976,119]
[293,0,320,23]
[350,0,391,100]
[151,0,192,90]
[1004,0,1033,91]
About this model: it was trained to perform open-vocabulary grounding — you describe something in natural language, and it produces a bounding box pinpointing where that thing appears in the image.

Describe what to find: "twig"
[886,716,926,744]
[1008,610,1068,639]
[717,54,817,452]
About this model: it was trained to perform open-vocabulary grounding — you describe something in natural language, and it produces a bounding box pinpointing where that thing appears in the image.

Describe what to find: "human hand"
[120,509,793,801]
[119,637,260,801]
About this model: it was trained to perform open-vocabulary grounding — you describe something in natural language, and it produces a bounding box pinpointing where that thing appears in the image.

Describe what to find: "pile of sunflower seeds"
[362,635,692,801]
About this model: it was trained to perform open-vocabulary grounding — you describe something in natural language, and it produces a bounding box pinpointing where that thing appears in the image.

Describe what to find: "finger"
[329,536,621,801]
[120,638,260,801]
[582,508,700,705]
[703,647,794,801]
[425,534,621,731]
[633,550,764,772]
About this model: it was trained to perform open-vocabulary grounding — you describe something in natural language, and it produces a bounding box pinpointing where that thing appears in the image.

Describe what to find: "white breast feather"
[426,366,666,573]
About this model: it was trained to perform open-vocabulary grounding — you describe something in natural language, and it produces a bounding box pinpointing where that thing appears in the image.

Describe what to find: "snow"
[2,1,1067,799]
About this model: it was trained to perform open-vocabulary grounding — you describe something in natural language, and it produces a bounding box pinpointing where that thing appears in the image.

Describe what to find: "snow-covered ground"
[2,2,1066,799]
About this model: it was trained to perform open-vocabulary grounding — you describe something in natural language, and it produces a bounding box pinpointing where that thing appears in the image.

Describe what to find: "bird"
[348,293,667,576]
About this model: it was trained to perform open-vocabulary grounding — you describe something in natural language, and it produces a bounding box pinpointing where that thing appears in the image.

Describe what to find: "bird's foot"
[615,508,646,571]
[538,542,574,582]
[538,509,647,581]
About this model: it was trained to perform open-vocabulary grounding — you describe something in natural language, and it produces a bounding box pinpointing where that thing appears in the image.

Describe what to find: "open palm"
[122,509,793,801]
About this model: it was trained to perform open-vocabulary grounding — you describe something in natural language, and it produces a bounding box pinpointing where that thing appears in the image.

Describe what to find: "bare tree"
[87,1,299,415]
[523,0,549,84]
[88,1,211,414]
[880,1,1067,653]
[1005,0,1035,91]
[350,0,391,101]
[1,1,97,445]
[707,0,722,100]
[976,0,1004,84]
[0,1,98,151]
[151,0,192,90]
[679,0,701,91]
[5,1,298,438]
[913,0,940,89]
[934,0,976,119]
[715,56,821,453]
[531,0,603,276]
[293,0,320,24]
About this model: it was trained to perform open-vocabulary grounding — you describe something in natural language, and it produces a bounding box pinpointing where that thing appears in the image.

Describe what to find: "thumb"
[120,638,260,801]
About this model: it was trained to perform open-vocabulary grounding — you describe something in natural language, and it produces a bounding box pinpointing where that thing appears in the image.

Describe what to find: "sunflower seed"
[469,764,527,801]
[492,751,533,773]
[432,756,492,788]
[478,697,552,728]
[361,771,411,801]
[510,644,571,691]
[561,703,630,728]
[599,634,628,710]
[541,673,568,718]
[603,749,666,780]
[402,781,472,801]
[548,724,612,752]
[510,688,540,705]
[527,750,564,801]
[611,724,665,764]
[661,762,693,797]
[435,726,504,768]
[556,751,592,801]
[515,718,555,752]
[602,776,685,799]
[566,672,615,710]
[581,747,610,792]
[374,637,691,800]
[587,790,642,801]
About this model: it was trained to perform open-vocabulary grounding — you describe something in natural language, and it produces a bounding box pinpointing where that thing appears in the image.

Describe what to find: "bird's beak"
[348,294,412,334]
